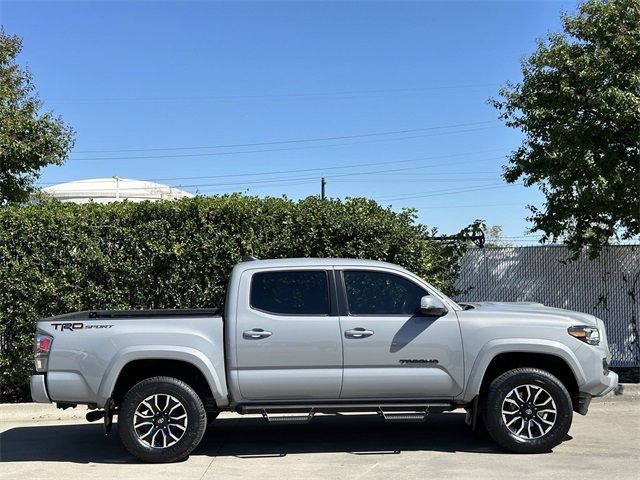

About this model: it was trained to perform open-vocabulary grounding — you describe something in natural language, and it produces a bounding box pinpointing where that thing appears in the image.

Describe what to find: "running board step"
[261,409,315,424]
[378,410,428,423]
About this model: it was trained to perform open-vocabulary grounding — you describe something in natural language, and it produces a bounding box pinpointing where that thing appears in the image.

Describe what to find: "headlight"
[568,325,600,345]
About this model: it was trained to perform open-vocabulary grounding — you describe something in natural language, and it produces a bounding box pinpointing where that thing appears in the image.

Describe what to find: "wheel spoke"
[505,416,520,427]
[138,426,154,440]
[151,429,161,447]
[537,415,554,426]
[533,419,547,435]
[535,396,552,407]
[533,386,543,403]
[514,388,525,403]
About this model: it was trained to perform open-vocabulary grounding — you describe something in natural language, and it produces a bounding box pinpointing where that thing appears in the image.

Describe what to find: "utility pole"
[320,177,326,200]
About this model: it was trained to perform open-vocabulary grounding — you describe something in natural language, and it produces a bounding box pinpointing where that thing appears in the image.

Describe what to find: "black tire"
[118,376,207,463]
[481,368,573,453]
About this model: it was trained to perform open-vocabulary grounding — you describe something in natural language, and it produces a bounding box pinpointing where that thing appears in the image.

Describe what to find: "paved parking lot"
[1,399,638,480]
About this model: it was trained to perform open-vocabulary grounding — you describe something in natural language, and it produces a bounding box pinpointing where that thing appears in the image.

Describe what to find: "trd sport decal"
[50,322,113,331]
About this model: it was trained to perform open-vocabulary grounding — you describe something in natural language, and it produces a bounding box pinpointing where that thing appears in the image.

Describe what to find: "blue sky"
[1,0,576,241]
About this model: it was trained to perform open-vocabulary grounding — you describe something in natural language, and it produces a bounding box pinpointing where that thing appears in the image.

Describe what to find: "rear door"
[234,267,343,400]
[338,268,464,399]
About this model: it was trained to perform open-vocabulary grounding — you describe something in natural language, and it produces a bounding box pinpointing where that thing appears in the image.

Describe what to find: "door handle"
[344,328,374,339]
[243,328,273,339]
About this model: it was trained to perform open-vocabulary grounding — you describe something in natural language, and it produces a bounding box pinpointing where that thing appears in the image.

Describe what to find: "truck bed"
[44,308,224,321]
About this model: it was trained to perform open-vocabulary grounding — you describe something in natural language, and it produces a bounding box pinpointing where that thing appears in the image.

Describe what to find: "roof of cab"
[233,257,405,272]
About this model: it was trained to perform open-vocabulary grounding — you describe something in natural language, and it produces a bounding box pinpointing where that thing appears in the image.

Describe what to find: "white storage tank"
[41,177,194,204]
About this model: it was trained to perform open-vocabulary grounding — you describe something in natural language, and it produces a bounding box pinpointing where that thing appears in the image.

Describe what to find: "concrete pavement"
[1,396,638,480]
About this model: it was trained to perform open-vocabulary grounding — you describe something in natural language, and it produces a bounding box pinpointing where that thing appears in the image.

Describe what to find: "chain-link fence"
[455,245,640,367]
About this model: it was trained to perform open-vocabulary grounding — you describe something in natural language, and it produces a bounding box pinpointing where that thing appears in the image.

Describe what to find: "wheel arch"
[98,346,229,408]
[463,339,585,404]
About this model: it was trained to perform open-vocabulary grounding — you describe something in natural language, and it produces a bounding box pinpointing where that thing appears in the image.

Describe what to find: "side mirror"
[420,295,448,317]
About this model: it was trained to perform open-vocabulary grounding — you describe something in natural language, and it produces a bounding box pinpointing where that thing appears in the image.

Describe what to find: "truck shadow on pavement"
[1,412,528,464]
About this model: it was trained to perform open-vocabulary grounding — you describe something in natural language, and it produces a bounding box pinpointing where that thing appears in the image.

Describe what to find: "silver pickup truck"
[30,258,618,462]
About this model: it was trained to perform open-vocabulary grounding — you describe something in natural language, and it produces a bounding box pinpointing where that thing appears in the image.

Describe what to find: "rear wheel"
[118,376,207,462]
[481,368,573,453]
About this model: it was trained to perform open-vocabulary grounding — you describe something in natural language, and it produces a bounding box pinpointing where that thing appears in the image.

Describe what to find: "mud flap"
[104,398,115,435]
[464,395,479,430]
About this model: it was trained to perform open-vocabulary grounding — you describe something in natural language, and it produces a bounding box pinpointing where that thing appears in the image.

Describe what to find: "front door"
[338,268,464,398]
[234,268,343,400]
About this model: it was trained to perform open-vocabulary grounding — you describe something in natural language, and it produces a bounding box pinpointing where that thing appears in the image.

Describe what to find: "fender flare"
[96,345,229,408]
[461,338,586,402]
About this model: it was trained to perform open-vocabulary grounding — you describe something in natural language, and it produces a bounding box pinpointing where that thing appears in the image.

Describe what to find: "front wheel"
[481,368,573,453]
[118,376,207,462]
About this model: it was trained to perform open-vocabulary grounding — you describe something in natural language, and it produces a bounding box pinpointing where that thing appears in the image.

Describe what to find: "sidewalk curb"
[1,384,638,424]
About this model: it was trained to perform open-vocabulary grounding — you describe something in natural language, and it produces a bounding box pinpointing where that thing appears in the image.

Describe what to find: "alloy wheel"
[132,394,189,448]
[501,384,557,439]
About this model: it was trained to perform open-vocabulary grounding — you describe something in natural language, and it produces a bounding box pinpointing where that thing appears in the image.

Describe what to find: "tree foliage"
[0,29,74,204]
[0,195,467,401]
[492,0,640,255]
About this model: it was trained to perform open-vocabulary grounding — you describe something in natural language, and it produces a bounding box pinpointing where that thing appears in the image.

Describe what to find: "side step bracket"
[261,408,315,424]
[378,408,429,423]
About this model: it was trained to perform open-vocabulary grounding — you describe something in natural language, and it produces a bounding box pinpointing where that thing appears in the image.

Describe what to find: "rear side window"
[250,270,330,315]
[343,270,427,315]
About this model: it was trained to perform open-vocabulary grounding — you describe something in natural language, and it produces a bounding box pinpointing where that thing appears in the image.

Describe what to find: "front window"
[343,270,428,315]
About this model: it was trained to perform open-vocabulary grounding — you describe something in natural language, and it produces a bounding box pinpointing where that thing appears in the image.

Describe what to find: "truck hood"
[461,301,600,327]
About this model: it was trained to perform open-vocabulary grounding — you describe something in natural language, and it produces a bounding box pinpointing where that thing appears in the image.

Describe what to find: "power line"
[412,202,525,209]
[38,149,506,186]
[46,83,499,105]
[40,172,504,193]
[376,183,517,202]
[332,177,499,183]
[72,121,498,154]
[68,125,503,161]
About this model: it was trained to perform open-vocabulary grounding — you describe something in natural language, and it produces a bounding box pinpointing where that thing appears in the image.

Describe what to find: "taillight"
[34,332,53,372]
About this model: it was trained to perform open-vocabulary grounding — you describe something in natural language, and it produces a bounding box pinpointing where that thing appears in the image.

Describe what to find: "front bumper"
[581,369,619,397]
[575,370,617,415]
[30,374,51,403]
[596,370,619,396]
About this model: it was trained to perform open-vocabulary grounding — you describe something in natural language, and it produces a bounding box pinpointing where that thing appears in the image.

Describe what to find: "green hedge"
[0,195,464,402]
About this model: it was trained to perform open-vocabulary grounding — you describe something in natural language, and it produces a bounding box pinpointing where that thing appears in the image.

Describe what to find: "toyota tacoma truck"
[30,258,618,462]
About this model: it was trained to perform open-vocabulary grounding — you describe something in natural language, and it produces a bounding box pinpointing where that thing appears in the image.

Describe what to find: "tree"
[484,225,513,248]
[492,0,640,255]
[0,29,74,204]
